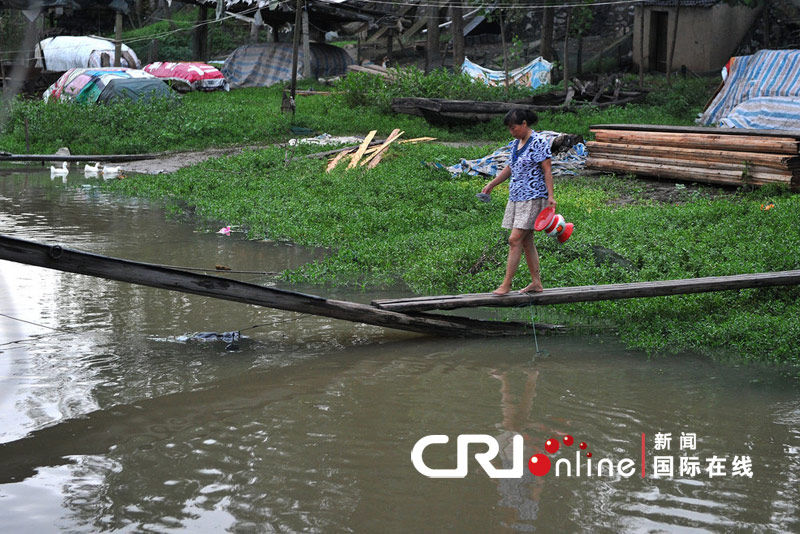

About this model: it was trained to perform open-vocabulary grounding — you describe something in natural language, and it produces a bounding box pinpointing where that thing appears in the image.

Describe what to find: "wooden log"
[592,123,800,141]
[591,129,800,154]
[585,141,800,171]
[371,270,800,312]
[590,129,799,155]
[0,234,539,337]
[586,152,793,180]
[585,156,793,186]
[347,129,377,168]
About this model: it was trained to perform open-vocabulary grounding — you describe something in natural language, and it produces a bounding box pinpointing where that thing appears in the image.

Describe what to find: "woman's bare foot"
[493,283,513,296]
[519,281,544,293]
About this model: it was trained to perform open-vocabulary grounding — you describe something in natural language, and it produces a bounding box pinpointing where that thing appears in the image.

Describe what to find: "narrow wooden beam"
[347,129,377,168]
[592,124,800,140]
[371,270,800,312]
[591,129,799,155]
[0,235,537,337]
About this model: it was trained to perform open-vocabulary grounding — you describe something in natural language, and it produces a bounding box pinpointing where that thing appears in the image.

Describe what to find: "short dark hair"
[503,108,538,127]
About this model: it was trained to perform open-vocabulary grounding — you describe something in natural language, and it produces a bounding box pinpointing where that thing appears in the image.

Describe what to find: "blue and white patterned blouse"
[507,133,551,201]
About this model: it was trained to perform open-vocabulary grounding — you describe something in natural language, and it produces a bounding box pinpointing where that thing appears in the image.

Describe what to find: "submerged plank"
[371,270,800,311]
[0,235,541,337]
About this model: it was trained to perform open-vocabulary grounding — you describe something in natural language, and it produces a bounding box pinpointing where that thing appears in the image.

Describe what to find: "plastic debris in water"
[217,226,231,236]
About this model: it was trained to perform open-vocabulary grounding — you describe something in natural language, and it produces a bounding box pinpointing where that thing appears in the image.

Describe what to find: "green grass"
[0,74,713,155]
[104,142,800,366]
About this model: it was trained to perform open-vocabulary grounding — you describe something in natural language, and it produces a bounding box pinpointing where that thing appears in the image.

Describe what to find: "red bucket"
[533,206,555,232]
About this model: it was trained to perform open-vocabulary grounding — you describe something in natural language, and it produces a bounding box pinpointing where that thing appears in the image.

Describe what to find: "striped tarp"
[222,42,353,89]
[699,49,800,129]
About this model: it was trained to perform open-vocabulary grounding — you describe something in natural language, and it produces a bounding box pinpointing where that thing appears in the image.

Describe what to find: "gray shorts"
[502,198,547,230]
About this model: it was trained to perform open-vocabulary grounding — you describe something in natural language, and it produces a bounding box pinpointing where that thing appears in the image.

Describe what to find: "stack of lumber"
[325,129,436,172]
[585,124,800,189]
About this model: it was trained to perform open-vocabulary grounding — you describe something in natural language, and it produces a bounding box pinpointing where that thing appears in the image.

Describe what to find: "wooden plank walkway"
[371,270,800,312]
[0,235,539,337]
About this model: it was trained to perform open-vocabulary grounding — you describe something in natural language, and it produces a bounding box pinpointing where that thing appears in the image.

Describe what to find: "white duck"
[50,161,68,179]
[102,165,121,178]
[84,162,100,175]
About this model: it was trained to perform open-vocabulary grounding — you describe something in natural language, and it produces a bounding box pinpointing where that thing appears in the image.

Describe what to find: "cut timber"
[0,234,542,337]
[591,129,799,155]
[362,128,403,168]
[586,141,800,171]
[585,157,793,186]
[347,130,377,168]
[592,123,800,140]
[371,270,800,312]
[326,149,351,172]
[586,153,793,181]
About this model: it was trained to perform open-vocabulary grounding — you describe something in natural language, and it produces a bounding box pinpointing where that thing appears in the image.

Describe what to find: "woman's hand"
[482,183,493,195]
[547,195,556,209]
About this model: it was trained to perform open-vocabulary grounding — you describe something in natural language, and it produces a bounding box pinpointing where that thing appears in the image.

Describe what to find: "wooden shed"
[633,0,762,75]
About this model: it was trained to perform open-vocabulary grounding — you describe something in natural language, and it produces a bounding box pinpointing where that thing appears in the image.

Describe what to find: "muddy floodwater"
[1,166,799,532]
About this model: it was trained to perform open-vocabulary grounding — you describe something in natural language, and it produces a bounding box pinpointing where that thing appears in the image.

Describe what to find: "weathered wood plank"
[347,130,377,168]
[0,235,540,337]
[591,130,799,155]
[585,141,800,170]
[592,124,800,141]
[585,157,793,186]
[371,270,800,311]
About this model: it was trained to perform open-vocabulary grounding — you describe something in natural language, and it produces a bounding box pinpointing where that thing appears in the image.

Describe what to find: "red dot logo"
[563,435,574,446]
[528,454,551,476]
[545,438,560,454]
[579,442,587,450]
[587,452,592,458]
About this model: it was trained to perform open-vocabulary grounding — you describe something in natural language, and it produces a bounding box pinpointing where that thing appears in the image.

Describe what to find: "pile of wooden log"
[325,129,435,172]
[586,124,800,189]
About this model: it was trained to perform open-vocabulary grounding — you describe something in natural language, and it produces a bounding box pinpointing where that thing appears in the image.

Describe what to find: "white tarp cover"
[35,36,141,72]
[461,56,552,90]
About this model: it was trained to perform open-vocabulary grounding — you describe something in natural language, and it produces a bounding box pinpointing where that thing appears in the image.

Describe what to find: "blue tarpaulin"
[461,56,552,90]
[699,49,800,130]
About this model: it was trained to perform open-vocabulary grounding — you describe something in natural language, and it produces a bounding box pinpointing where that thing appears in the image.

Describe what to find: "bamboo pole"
[372,270,800,312]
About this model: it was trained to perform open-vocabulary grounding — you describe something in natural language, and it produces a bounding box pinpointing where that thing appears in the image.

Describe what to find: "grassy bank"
[105,142,800,366]
[0,74,711,155]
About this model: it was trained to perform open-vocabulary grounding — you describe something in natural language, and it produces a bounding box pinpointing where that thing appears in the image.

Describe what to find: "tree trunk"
[666,6,680,86]
[290,0,302,101]
[301,4,312,79]
[541,7,554,61]
[114,11,122,67]
[500,10,509,94]
[562,8,571,91]
[452,3,465,70]
[425,5,440,73]
[192,5,209,61]
[577,34,583,76]
[638,7,644,88]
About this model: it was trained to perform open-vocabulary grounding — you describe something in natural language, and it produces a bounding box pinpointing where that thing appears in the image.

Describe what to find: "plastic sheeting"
[461,56,552,90]
[43,67,156,103]
[699,49,800,129]
[221,42,354,88]
[143,62,229,92]
[429,133,586,178]
[96,78,176,104]
[36,36,141,71]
